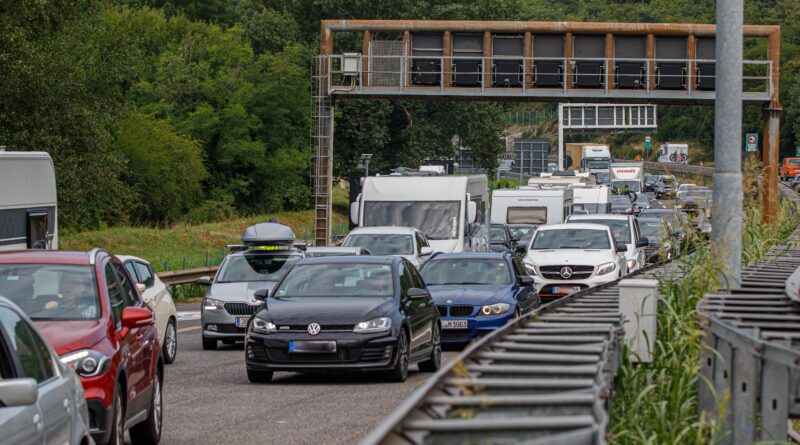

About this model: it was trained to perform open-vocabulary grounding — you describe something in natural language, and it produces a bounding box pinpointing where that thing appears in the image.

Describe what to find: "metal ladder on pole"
[312,56,333,246]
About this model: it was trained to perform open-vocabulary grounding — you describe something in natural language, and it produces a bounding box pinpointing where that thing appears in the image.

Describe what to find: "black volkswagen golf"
[245,256,441,383]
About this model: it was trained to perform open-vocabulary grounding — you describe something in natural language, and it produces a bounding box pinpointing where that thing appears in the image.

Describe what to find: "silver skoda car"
[199,223,304,350]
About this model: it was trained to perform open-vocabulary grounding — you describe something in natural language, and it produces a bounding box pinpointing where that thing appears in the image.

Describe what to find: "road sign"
[745,133,758,153]
[796,145,799,157]
[645,136,651,152]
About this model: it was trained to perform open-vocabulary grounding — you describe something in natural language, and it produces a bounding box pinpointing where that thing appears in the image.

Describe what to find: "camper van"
[570,185,612,214]
[491,188,574,225]
[0,151,57,250]
[351,175,489,253]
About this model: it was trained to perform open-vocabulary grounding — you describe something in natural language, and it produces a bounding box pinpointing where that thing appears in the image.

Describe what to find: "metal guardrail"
[157,266,218,286]
[361,257,693,445]
[641,161,714,177]
[696,185,800,444]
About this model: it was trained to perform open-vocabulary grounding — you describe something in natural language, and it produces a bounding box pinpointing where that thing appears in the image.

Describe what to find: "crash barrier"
[641,161,713,178]
[361,258,693,445]
[158,265,219,286]
[696,185,800,444]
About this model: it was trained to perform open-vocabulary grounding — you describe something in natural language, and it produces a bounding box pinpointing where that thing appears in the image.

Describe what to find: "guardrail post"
[618,279,658,363]
[731,347,758,444]
[759,360,790,441]
[714,338,734,444]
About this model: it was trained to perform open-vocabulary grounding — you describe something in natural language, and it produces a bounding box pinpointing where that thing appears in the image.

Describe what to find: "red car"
[0,248,163,445]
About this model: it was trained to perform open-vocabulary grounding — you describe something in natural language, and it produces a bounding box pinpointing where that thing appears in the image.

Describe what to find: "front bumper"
[533,275,617,300]
[245,331,399,373]
[440,313,514,344]
[202,307,251,340]
[86,398,113,444]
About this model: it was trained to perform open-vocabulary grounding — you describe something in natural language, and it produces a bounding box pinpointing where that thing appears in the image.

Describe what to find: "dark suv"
[0,249,163,445]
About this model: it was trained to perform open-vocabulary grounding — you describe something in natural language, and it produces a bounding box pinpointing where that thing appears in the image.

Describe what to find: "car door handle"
[33,413,43,431]
[63,398,71,414]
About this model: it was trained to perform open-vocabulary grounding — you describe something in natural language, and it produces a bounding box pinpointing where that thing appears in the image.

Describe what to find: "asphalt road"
[160,302,459,445]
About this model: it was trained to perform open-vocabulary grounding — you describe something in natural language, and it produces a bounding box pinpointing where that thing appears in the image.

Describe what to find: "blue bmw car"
[419,252,539,344]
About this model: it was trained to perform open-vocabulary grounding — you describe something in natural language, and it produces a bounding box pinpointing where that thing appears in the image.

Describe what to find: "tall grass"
[610,189,798,444]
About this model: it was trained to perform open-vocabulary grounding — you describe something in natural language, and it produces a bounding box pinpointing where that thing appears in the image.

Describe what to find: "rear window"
[789,159,800,166]
[274,263,394,297]
[216,253,301,283]
[0,265,101,320]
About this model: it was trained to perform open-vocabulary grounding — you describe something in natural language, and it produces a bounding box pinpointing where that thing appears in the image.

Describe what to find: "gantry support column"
[762,28,782,225]
[362,31,371,87]
[313,24,335,246]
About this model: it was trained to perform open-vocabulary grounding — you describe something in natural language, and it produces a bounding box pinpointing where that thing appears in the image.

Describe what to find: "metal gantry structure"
[312,19,782,246]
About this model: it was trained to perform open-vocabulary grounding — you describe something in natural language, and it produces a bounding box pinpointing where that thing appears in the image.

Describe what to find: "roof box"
[241,223,296,246]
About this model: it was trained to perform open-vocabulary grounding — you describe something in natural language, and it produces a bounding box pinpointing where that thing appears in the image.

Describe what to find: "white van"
[0,152,57,250]
[570,185,612,214]
[490,188,573,225]
[351,175,489,253]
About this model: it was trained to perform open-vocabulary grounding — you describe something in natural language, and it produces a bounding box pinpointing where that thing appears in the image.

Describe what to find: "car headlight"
[597,262,616,276]
[60,349,110,378]
[627,259,637,270]
[250,317,276,334]
[353,317,391,333]
[203,298,224,311]
[523,261,537,276]
[480,303,510,316]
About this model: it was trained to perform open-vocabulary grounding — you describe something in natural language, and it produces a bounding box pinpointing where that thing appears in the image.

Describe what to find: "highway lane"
[161,303,459,445]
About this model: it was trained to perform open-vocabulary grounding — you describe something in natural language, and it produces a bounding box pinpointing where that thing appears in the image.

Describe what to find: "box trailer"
[610,162,645,193]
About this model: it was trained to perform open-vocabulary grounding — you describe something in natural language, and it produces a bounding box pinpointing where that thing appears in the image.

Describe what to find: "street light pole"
[712,0,743,288]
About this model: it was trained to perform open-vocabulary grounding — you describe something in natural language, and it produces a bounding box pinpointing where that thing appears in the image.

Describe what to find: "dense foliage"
[2,0,799,228]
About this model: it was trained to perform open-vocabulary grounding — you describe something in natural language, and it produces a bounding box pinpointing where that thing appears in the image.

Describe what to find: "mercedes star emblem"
[560,266,574,279]
[307,323,321,335]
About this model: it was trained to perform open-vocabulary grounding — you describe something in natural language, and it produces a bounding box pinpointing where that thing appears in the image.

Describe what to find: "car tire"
[130,369,162,444]
[387,330,409,382]
[106,382,125,445]
[247,369,273,384]
[418,324,441,373]
[162,319,177,364]
[202,337,217,350]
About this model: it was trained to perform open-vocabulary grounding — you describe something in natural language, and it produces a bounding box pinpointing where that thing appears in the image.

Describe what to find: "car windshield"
[489,226,508,243]
[343,234,413,255]
[273,263,394,297]
[363,201,460,240]
[216,253,301,283]
[421,259,512,285]
[0,265,101,320]
[569,219,631,243]
[640,220,667,241]
[509,226,537,240]
[531,229,610,250]
[635,195,650,205]
[611,195,631,205]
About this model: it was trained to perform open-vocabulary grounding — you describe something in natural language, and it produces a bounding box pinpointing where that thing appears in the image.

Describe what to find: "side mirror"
[136,283,147,294]
[420,246,434,256]
[407,287,429,299]
[636,237,650,248]
[518,275,534,286]
[197,276,212,286]
[511,237,520,243]
[350,202,360,225]
[0,378,38,407]
[616,244,628,252]
[467,201,477,223]
[120,307,154,337]
[254,288,270,301]
[515,244,527,255]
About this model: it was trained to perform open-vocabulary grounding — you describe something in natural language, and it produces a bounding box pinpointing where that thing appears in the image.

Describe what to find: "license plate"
[442,320,468,330]
[553,286,581,295]
[235,317,250,328]
[289,341,337,353]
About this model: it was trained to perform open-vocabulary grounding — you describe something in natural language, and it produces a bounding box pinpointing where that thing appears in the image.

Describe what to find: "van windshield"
[363,201,460,240]
[612,181,641,193]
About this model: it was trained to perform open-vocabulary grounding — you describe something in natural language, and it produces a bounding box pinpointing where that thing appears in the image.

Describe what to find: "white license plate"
[554,286,581,295]
[442,320,468,330]
[235,317,250,328]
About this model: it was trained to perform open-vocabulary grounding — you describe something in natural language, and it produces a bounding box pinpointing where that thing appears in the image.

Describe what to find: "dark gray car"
[0,297,92,445]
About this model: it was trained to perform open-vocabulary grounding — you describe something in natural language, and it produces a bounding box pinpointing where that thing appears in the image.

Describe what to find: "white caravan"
[0,152,57,250]
[491,188,573,225]
[570,185,612,214]
[351,175,489,253]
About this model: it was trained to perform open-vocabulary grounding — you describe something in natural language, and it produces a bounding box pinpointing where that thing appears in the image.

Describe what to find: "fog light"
[207,324,218,331]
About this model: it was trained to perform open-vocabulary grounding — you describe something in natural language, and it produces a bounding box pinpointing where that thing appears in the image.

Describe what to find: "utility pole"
[713,0,743,288]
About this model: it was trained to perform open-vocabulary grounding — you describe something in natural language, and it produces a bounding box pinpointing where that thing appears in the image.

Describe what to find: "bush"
[181,199,237,225]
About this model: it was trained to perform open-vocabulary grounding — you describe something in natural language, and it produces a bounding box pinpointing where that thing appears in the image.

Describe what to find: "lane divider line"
[177,325,202,333]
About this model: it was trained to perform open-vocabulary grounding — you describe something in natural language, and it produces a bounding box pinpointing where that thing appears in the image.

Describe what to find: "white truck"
[581,145,612,174]
[490,188,574,225]
[350,175,489,253]
[610,162,645,193]
[658,143,688,164]
[0,151,58,251]
[569,185,612,214]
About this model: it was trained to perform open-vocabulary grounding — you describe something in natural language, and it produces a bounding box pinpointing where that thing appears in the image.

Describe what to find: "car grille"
[437,306,448,317]
[539,265,594,280]
[441,329,472,342]
[224,303,260,316]
[247,343,269,362]
[449,305,475,317]
[277,324,354,332]
[262,345,391,363]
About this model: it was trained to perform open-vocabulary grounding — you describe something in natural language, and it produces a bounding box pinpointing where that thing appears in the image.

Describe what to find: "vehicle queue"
[0,157,711,445]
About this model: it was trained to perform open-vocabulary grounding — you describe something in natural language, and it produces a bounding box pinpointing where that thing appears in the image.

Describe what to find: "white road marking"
[176,311,201,321]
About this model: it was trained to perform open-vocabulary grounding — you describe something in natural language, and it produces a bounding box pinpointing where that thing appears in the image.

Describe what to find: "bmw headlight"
[60,349,110,378]
[203,298,224,311]
[597,262,616,276]
[354,317,391,333]
[627,259,637,271]
[251,317,276,334]
[480,303,510,316]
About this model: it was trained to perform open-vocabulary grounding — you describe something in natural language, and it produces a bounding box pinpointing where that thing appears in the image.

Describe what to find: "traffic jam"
[0,150,714,444]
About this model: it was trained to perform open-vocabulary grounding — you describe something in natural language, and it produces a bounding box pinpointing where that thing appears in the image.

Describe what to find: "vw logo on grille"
[560,266,574,279]
[307,323,321,335]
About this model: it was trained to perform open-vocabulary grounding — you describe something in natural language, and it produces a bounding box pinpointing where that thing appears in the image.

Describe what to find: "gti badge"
[307,323,321,335]
[560,266,574,279]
